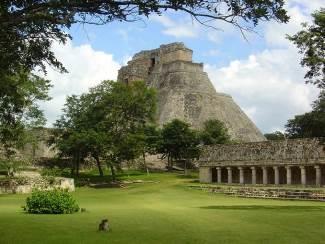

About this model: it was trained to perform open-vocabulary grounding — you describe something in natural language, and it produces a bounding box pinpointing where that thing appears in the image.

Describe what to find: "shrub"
[24,189,79,214]
[41,167,63,177]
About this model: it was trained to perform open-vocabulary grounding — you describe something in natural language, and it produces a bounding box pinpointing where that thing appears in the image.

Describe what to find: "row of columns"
[213,165,322,186]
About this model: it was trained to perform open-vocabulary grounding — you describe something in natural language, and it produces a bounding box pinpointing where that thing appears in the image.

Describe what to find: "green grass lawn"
[1,172,325,244]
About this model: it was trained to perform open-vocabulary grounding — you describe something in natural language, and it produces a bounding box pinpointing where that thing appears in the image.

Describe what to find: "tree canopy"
[287,8,325,89]
[200,119,230,145]
[0,71,51,159]
[158,119,200,171]
[53,80,156,179]
[285,91,325,138]
[264,131,285,141]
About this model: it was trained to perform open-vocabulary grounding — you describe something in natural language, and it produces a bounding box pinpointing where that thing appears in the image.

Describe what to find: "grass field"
[1,172,325,244]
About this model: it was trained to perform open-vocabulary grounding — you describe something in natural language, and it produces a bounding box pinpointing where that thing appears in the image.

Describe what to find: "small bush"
[24,189,79,214]
[41,167,63,177]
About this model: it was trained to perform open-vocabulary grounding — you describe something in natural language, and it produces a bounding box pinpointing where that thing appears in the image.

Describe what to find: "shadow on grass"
[177,175,198,179]
[186,180,200,183]
[199,205,325,211]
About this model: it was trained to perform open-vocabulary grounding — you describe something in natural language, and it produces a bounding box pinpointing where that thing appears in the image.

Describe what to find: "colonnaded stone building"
[118,42,265,142]
[199,138,325,187]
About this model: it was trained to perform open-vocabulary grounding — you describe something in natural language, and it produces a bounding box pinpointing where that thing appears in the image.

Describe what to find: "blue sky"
[40,0,323,133]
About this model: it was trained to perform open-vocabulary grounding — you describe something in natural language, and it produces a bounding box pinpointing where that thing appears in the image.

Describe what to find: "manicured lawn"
[1,172,325,244]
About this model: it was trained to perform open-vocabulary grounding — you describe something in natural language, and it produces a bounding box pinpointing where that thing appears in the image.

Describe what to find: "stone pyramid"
[118,43,265,142]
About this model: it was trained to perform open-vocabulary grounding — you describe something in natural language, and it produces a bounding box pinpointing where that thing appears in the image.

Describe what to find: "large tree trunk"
[94,155,104,177]
[143,152,149,175]
[76,152,80,177]
[110,164,116,181]
[184,160,188,175]
[167,154,173,172]
[106,161,116,181]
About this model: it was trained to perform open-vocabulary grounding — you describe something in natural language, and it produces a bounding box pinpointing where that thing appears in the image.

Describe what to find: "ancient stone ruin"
[199,138,325,187]
[118,42,265,142]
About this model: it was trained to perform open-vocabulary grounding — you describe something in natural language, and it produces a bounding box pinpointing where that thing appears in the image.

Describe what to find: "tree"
[287,8,325,89]
[140,125,162,174]
[264,131,285,140]
[159,119,200,172]
[0,71,51,175]
[54,80,156,180]
[285,91,325,138]
[52,95,91,176]
[200,119,230,145]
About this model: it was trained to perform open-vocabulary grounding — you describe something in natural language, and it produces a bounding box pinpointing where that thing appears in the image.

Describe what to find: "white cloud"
[205,46,319,133]
[264,6,309,47]
[39,41,121,126]
[151,15,199,38]
[204,0,322,133]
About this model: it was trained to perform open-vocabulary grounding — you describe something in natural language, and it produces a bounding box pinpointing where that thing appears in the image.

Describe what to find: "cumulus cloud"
[205,47,319,133]
[39,41,121,126]
[204,0,322,133]
[151,15,199,38]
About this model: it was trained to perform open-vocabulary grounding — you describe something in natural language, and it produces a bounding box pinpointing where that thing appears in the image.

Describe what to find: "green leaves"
[200,119,230,145]
[159,119,200,166]
[54,80,157,177]
[0,70,51,159]
[264,131,285,141]
[25,189,79,214]
[287,8,325,89]
[0,1,288,79]
[285,91,325,138]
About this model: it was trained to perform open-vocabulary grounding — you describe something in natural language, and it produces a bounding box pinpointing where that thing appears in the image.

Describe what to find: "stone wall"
[0,176,75,194]
[0,128,57,161]
[199,138,325,186]
[199,138,325,167]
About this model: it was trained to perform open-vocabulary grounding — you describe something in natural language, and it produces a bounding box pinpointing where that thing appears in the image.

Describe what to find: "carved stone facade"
[199,138,325,186]
[118,42,266,142]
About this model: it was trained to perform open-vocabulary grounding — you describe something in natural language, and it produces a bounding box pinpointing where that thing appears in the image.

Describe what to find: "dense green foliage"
[142,119,231,171]
[24,189,79,214]
[286,91,325,138]
[287,8,325,89]
[264,131,285,140]
[1,172,325,243]
[200,119,230,145]
[0,71,51,175]
[53,80,156,179]
[159,119,200,171]
[0,72,51,156]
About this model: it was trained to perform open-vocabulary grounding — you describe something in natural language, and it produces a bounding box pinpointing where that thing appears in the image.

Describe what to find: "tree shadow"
[199,205,325,211]
[176,175,198,180]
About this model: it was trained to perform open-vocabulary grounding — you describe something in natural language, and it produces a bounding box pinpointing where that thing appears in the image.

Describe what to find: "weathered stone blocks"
[117,42,266,142]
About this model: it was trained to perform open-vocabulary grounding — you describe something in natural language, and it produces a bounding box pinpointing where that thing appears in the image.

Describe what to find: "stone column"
[199,167,212,183]
[300,166,306,186]
[216,167,222,184]
[262,167,268,185]
[227,167,232,184]
[238,167,244,184]
[251,167,256,185]
[273,166,279,185]
[286,166,292,185]
[315,165,321,186]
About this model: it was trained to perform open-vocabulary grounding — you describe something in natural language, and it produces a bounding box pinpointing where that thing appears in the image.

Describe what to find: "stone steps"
[189,185,325,201]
